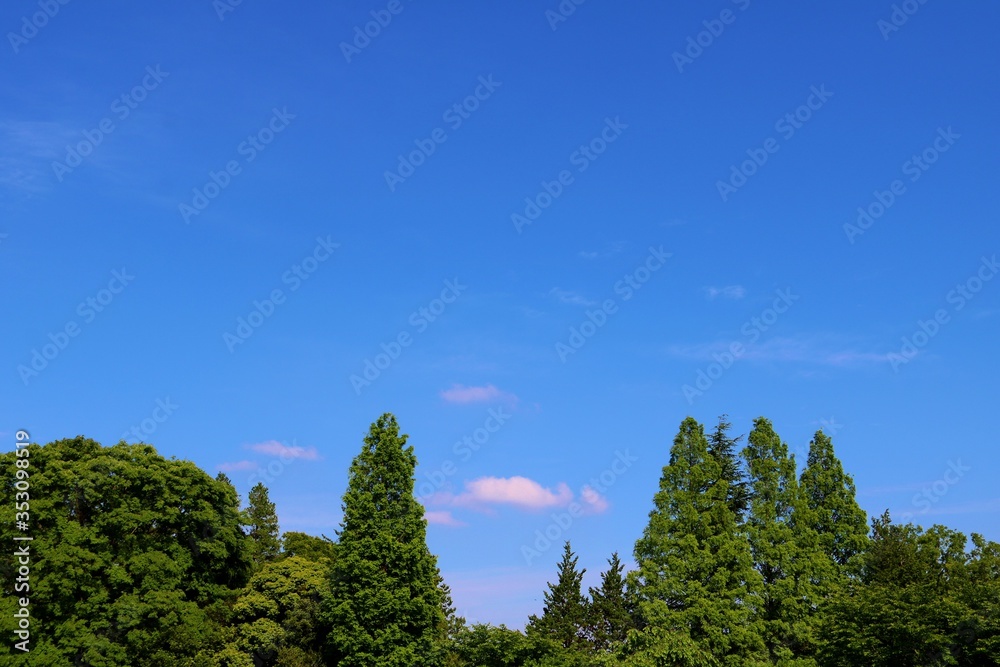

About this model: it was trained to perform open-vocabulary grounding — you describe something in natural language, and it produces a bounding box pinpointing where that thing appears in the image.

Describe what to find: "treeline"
[1,414,998,666]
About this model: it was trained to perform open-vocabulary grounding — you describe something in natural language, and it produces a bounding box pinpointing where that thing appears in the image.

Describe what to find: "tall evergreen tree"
[707,414,750,522]
[245,482,282,568]
[743,417,826,664]
[527,541,589,652]
[321,413,446,667]
[586,552,637,652]
[629,417,767,666]
[798,430,869,570]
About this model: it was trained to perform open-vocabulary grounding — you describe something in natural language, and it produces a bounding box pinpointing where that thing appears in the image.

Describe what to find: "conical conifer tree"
[322,413,445,667]
[799,430,869,570]
[707,414,750,522]
[245,482,281,568]
[630,417,767,665]
[527,541,589,651]
[587,552,637,652]
[743,417,826,664]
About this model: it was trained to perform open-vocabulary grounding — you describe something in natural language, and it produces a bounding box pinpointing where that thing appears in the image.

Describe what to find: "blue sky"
[2,0,999,627]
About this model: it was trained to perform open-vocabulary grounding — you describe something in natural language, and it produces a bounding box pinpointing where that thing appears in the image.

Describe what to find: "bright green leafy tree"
[0,437,252,665]
[281,531,336,563]
[213,555,328,666]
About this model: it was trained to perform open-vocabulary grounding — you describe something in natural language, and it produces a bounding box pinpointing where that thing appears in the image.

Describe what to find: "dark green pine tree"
[743,417,827,664]
[245,481,282,568]
[707,414,750,522]
[798,429,869,571]
[586,552,637,652]
[527,541,589,652]
[321,413,446,667]
[629,417,767,666]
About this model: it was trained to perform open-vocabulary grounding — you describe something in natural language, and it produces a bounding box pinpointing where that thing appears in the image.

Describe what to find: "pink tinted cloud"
[425,511,466,527]
[247,440,321,460]
[580,485,610,514]
[453,476,572,511]
[440,383,519,406]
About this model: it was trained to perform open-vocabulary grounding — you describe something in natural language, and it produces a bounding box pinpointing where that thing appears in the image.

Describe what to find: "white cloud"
[704,285,746,300]
[247,440,321,460]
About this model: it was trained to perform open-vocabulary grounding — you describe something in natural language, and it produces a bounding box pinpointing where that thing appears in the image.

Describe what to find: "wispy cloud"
[217,460,257,472]
[578,241,626,260]
[548,287,596,306]
[0,120,76,194]
[704,285,746,300]
[425,510,466,527]
[440,383,519,406]
[666,336,889,367]
[247,440,321,460]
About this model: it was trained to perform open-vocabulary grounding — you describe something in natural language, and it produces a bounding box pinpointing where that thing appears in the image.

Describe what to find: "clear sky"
[2,0,999,628]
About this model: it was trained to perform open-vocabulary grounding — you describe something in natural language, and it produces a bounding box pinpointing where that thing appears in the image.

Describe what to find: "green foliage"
[245,482,282,569]
[707,414,750,522]
[320,413,446,667]
[630,417,768,667]
[281,531,336,563]
[744,418,828,663]
[818,512,1000,666]
[798,430,868,570]
[4,415,1000,666]
[213,556,327,666]
[0,437,252,665]
[527,542,590,652]
[586,552,637,652]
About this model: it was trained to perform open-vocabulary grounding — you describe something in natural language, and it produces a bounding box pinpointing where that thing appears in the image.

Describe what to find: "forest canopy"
[2,414,997,666]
